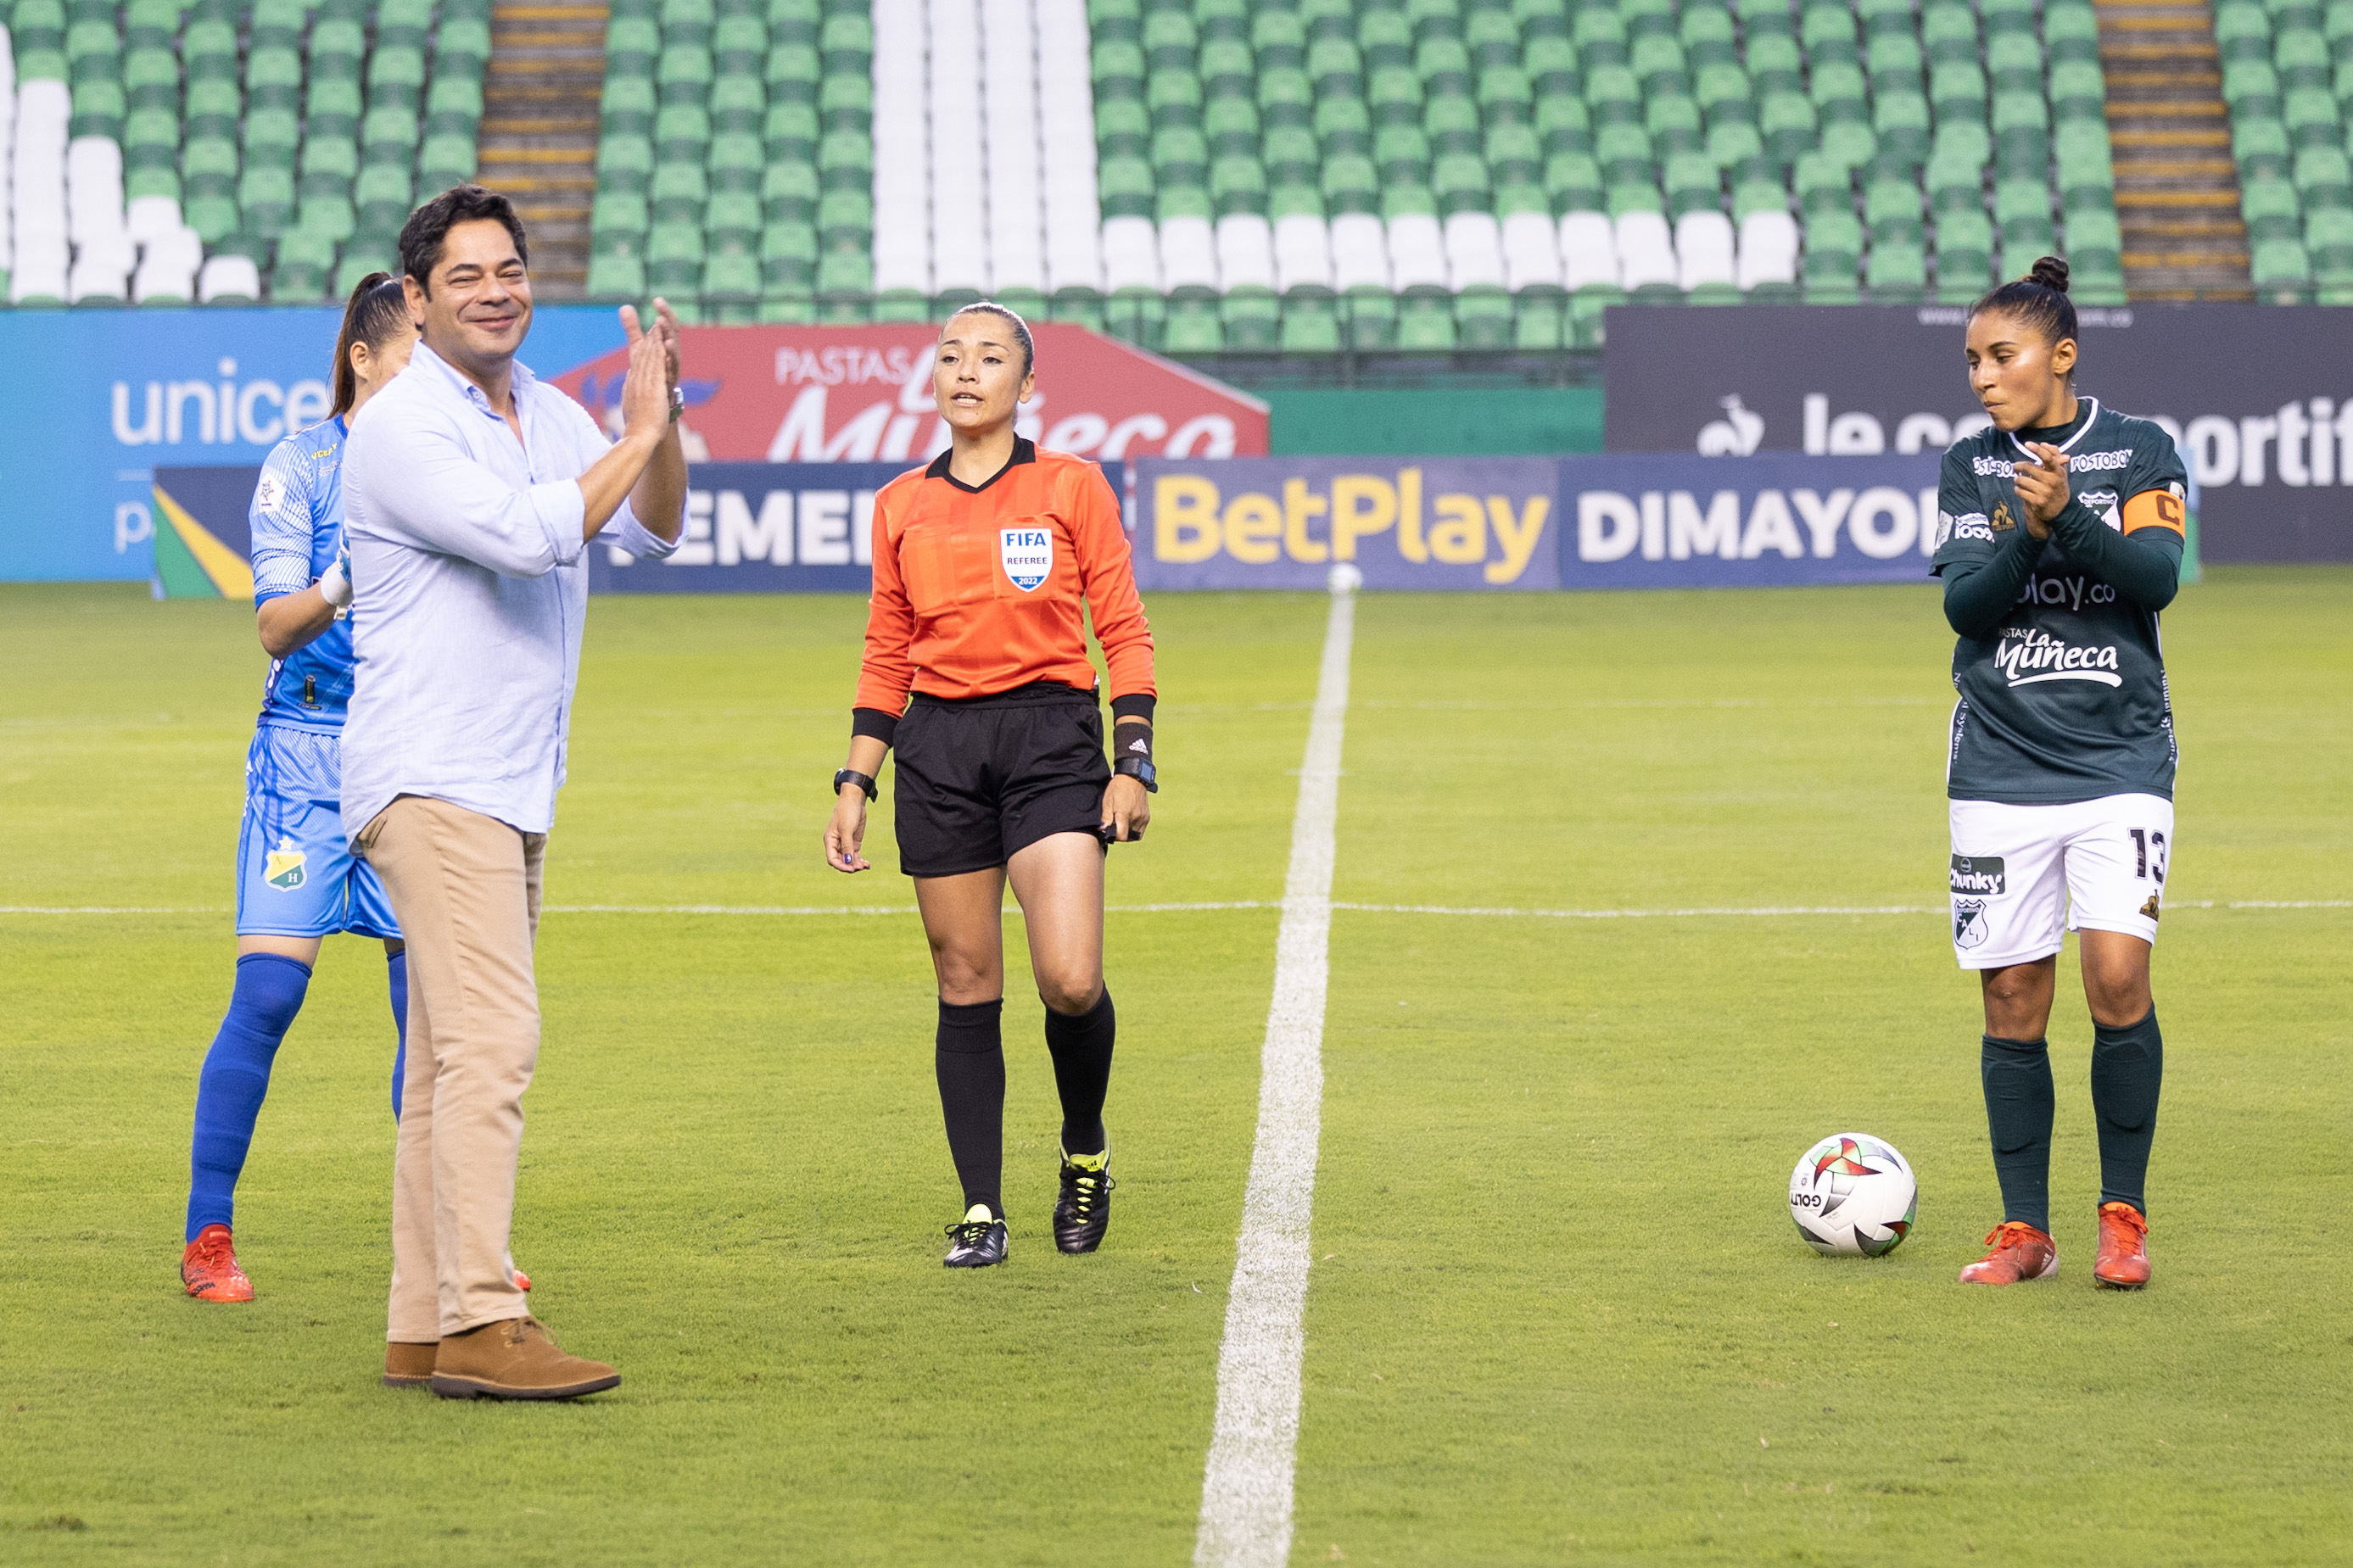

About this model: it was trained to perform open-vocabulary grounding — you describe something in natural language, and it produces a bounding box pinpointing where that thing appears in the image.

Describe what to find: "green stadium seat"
[589,249,650,302]
[1396,285,1458,349]
[272,229,337,302]
[1867,238,1928,299]
[2251,234,2313,295]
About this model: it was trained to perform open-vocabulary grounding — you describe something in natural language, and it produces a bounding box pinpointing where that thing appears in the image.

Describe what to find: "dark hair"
[945,299,1035,376]
[330,271,413,416]
[1969,255,2077,351]
[397,184,529,296]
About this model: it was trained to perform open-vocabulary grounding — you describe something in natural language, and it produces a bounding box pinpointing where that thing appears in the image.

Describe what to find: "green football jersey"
[1931,398,2188,804]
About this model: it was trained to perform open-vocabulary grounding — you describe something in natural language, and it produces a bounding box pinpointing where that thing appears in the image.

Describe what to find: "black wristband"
[1111,717,1153,767]
[1109,693,1156,723]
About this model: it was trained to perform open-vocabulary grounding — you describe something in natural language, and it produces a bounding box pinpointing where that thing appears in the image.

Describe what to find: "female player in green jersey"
[1930,257,2188,1292]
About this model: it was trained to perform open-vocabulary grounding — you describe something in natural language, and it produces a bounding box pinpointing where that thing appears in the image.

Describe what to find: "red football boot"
[513,1268,532,1292]
[181,1225,255,1303]
[2093,1202,2151,1290]
[1957,1220,2059,1285]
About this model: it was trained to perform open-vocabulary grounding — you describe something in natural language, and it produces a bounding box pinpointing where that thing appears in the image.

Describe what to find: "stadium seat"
[1736,209,1800,289]
[1676,209,1737,290]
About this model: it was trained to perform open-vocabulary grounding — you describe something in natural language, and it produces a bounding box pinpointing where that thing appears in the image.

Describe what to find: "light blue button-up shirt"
[340,340,676,838]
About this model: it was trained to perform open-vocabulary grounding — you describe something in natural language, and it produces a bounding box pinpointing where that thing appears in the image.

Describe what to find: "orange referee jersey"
[856,439,1155,714]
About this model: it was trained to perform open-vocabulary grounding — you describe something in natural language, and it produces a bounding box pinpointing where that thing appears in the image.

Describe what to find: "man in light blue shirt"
[342,185,684,1402]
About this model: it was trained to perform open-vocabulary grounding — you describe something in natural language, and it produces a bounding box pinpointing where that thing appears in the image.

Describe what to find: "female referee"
[824,302,1156,1269]
[177,275,437,1302]
[1931,257,2188,1292]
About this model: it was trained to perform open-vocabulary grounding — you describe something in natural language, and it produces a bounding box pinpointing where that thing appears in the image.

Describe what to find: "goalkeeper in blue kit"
[177,276,535,1303]
[1931,258,2185,1292]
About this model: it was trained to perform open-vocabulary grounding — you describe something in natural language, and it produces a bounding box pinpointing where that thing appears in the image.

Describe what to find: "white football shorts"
[1948,793,2174,968]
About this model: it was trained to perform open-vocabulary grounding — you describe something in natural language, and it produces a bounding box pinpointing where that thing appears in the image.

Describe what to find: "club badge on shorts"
[1953,898,1988,949]
[1000,527,1052,592]
[265,837,308,890]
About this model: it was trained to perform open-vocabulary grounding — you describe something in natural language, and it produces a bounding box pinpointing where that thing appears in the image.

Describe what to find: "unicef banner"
[0,305,633,583]
[1601,304,2352,563]
[1556,453,1942,589]
[1131,457,1563,589]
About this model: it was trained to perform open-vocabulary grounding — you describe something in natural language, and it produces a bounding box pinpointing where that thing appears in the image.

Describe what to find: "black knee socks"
[2091,1009,2163,1216]
[1043,990,1116,1157]
[936,999,1005,1218]
[1981,1033,2054,1233]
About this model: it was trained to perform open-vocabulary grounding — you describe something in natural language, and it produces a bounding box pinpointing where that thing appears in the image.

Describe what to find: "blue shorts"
[234,724,401,940]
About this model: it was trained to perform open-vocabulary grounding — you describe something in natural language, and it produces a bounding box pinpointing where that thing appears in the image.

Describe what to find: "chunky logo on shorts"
[1000,527,1052,592]
[1953,899,1988,949]
[265,837,308,890]
[1951,855,2006,896]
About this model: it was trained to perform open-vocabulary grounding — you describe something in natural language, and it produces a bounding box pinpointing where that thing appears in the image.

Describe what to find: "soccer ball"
[1788,1133,1918,1257]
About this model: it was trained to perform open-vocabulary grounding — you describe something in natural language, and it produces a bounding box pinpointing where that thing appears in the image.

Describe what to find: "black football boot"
[943,1205,1008,1268]
[1052,1148,1115,1254]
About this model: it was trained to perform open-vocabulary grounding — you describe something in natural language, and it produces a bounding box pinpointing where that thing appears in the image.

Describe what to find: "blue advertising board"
[0,304,634,582]
[1553,453,1942,589]
[1126,453,1942,590]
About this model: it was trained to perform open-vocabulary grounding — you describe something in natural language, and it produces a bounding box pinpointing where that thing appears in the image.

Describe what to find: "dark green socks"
[2091,1009,2163,1216]
[1981,1034,2054,1232]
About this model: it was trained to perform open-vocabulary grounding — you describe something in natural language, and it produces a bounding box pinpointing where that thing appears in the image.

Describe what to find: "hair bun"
[2027,255,2071,293]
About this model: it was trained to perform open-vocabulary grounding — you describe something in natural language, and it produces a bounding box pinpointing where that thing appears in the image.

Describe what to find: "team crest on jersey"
[1990,500,2015,533]
[1953,898,1988,949]
[2140,893,2161,922]
[264,838,308,890]
[1000,527,1053,592]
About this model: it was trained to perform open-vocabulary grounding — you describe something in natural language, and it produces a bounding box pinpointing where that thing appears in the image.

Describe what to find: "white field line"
[1194,584,1355,1568]
[4,900,2346,918]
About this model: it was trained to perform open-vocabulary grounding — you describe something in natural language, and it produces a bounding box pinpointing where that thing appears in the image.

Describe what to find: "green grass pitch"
[2,572,2347,1565]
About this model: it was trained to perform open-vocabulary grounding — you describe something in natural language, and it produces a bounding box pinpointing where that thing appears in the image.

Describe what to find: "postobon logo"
[1951,855,2006,896]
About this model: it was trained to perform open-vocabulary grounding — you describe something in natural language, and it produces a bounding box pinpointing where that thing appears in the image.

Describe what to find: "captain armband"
[2121,486,2187,537]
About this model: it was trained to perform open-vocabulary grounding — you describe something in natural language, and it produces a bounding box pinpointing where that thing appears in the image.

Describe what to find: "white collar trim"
[2009,397,2099,459]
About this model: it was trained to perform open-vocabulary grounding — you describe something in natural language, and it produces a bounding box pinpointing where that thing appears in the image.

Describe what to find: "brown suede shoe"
[428,1315,619,1402]
[383,1342,438,1389]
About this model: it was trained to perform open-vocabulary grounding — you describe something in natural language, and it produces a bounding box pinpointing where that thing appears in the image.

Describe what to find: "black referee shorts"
[892,681,1111,879]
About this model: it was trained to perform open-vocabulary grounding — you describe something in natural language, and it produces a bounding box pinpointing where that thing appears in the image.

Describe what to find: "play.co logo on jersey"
[1000,527,1052,592]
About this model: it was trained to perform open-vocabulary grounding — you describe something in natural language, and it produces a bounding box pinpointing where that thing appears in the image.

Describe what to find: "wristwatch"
[1112,756,1158,793]
[833,767,876,801]
[668,384,685,423]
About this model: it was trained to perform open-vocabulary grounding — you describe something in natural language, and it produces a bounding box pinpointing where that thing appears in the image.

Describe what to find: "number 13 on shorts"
[1948,793,2175,969]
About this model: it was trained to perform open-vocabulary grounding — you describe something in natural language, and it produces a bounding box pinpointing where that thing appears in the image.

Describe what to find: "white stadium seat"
[1614,209,1679,291]
[1385,212,1448,289]
[1158,214,1216,290]
[1329,212,1390,291]
[1738,210,1800,289]
[10,228,65,300]
[198,253,262,304]
[1500,209,1562,289]
[1557,209,1617,291]
[1675,210,1738,291]
[1443,209,1506,290]
[132,225,202,302]
[126,193,182,246]
[1215,212,1275,291]
[925,0,986,293]
[869,0,929,292]
[1100,215,1160,292]
[1037,0,1102,295]
[981,0,1044,293]
[1272,213,1333,292]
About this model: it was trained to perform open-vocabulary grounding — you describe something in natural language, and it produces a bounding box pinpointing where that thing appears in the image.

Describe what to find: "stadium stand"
[0,0,488,304]
[1,0,2339,319]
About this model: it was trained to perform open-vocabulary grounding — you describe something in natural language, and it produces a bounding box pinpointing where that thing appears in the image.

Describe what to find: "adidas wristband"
[1112,717,1152,766]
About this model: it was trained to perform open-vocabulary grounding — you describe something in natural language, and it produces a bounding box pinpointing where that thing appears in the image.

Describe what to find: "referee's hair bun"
[2026,255,2071,293]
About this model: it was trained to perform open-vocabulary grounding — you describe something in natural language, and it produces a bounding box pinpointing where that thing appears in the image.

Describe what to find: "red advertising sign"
[550,321,1267,466]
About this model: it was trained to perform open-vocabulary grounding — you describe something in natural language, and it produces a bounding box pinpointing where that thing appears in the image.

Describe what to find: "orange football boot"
[181,1224,255,1303]
[2093,1202,2151,1290]
[1958,1220,2059,1285]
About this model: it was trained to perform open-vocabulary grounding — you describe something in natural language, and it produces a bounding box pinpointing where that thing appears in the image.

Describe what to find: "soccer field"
[3,573,2348,1565]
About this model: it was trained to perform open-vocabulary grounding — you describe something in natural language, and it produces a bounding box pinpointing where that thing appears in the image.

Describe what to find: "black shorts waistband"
[908,680,1098,711]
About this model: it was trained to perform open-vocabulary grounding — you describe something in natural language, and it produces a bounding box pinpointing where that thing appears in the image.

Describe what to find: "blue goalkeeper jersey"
[250,416,354,734]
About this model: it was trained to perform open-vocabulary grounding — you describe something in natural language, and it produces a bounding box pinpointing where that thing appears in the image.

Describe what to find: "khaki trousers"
[355,795,546,1342]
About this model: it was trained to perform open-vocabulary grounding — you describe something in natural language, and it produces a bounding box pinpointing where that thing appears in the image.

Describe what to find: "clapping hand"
[2013,441,2070,538]
[615,304,673,442]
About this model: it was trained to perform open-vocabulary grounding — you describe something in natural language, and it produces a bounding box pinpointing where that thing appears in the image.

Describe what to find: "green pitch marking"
[0,575,2347,1564]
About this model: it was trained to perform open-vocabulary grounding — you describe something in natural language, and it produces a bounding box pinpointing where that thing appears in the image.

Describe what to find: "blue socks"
[387,948,409,1119]
[184,953,311,1242]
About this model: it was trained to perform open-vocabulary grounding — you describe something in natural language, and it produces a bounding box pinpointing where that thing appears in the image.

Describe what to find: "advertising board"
[1601,304,2352,562]
[0,310,1263,584]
